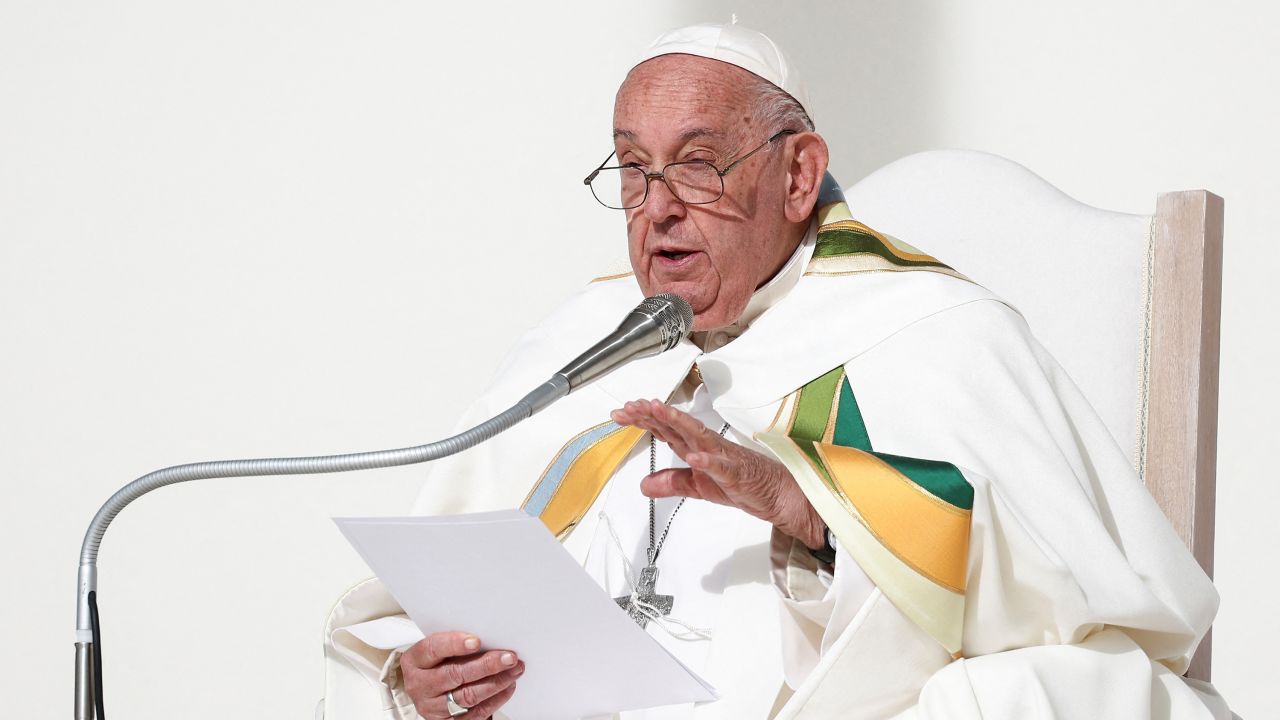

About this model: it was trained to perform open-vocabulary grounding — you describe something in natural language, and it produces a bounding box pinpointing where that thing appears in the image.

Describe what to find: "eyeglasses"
[583,129,797,210]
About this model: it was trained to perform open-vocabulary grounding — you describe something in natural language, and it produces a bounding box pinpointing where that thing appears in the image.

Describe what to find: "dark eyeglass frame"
[583,129,798,209]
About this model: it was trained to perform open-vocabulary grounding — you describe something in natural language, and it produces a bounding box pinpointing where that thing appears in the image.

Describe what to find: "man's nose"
[643,175,687,223]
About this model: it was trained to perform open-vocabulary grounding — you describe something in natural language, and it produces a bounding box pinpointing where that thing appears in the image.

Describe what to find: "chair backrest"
[842,150,1222,680]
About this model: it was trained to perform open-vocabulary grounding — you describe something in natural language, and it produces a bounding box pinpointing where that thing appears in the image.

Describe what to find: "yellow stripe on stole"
[538,425,647,538]
[815,442,970,593]
[755,431,965,654]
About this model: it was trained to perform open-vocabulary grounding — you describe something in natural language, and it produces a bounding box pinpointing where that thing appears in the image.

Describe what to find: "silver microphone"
[516,293,694,414]
[558,292,694,387]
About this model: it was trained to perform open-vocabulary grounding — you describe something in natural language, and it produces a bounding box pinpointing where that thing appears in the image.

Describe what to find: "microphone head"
[549,292,695,394]
[634,293,695,351]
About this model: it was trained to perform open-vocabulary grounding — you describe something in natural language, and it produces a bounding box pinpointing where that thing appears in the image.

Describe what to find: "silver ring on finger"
[445,690,469,717]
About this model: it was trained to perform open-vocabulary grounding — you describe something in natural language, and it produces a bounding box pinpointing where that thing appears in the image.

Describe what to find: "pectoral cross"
[614,565,674,628]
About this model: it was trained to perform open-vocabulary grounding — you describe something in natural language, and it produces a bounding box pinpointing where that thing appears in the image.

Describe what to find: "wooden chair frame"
[1140,190,1224,681]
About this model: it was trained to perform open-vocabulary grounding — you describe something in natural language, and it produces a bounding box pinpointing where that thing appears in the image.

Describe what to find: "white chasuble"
[323,189,1234,719]
[569,377,782,720]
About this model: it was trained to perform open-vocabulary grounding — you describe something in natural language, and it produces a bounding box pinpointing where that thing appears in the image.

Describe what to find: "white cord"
[599,510,714,641]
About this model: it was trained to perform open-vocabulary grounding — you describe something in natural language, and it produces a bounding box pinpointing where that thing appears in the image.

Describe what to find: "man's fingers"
[403,648,521,716]
[631,414,675,444]
[642,467,732,506]
[462,681,518,720]
[612,401,672,442]
[629,402,695,453]
[643,412,689,451]
[434,650,520,691]
[449,662,525,713]
[614,399,731,459]
[406,631,483,669]
[651,401,730,455]
[641,468,698,499]
[686,450,733,481]
[613,399,663,421]
[652,400,710,438]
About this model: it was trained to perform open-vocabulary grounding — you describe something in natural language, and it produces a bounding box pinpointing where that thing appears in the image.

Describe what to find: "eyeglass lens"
[589,162,724,209]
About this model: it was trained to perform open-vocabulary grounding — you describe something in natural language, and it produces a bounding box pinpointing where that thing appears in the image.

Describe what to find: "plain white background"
[1,1,1274,717]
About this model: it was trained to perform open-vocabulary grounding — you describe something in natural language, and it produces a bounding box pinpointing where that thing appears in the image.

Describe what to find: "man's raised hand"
[400,631,523,719]
[610,399,826,550]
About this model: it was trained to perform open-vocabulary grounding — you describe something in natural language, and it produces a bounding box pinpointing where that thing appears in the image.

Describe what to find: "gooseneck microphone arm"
[73,293,694,720]
[73,380,562,720]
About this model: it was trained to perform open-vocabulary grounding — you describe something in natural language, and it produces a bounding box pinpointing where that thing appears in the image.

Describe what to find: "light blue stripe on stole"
[523,422,625,518]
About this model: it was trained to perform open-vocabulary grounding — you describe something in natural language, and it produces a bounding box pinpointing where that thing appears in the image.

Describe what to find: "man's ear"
[783,132,830,223]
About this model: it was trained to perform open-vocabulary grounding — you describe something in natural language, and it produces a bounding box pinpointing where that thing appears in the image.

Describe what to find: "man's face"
[613,55,798,331]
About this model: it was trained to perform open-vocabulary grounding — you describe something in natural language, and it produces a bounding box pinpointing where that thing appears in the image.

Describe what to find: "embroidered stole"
[756,368,971,657]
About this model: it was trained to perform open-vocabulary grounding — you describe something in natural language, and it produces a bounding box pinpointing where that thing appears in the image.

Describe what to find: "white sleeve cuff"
[330,615,423,714]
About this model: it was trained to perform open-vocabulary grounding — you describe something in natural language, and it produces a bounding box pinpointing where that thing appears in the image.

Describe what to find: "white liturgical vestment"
[323,193,1234,719]
[561,224,872,720]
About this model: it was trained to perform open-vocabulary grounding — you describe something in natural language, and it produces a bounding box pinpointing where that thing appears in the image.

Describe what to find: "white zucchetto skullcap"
[635,22,811,122]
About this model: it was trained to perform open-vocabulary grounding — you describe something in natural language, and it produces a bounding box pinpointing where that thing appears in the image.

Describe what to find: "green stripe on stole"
[788,367,872,492]
[788,366,872,451]
[833,374,872,450]
[877,453,974,510]
[790,367,845,443]
[813,226,951,269]
[788,367,970,512]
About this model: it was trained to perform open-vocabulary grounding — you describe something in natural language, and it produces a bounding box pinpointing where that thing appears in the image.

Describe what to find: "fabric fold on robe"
[757,297,1229,719]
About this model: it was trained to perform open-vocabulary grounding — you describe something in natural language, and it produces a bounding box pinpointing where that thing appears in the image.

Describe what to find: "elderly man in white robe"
[325,24,1235,720]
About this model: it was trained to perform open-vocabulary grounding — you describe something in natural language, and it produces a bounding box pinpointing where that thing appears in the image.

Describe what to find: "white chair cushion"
[843,150,1151,470]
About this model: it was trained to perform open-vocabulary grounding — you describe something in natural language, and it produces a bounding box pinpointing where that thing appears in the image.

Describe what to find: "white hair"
[746,74,815,136]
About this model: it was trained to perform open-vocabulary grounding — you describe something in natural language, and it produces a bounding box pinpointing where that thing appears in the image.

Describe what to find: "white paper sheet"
[334,510,718,720]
